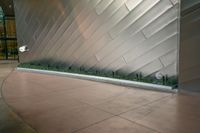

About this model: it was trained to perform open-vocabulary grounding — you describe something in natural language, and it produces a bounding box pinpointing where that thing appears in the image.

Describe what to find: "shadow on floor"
[0,63,37,133]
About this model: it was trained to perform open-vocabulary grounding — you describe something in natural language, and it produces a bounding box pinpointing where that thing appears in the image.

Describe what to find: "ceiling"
[0,0,14,16]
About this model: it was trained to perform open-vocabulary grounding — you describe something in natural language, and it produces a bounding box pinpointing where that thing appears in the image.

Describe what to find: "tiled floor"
[0,63,36,133]
[2,70,200,133]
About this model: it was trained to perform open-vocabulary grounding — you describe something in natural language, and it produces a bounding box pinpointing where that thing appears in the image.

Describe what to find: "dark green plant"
[18,61,178,88]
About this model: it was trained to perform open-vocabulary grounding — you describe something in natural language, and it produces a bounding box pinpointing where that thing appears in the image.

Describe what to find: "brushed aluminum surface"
[14,0,180,78]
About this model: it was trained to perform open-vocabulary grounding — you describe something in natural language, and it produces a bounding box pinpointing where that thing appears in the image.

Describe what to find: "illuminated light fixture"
[19,45,29,53]
[9,5,12,8]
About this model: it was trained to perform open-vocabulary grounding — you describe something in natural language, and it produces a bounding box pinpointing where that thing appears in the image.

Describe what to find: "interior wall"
[179,0,200,92]
[13,0,179,78]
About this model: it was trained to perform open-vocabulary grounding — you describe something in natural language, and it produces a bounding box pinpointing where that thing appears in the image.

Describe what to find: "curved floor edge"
[0,63,38,133]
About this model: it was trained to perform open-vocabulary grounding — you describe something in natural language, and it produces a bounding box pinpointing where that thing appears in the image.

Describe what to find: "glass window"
[0,6,18,60]
[0,40,6,60]
[5,18,16,38]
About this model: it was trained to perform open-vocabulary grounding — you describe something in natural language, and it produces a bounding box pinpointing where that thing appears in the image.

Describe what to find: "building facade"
[13,0,200,91]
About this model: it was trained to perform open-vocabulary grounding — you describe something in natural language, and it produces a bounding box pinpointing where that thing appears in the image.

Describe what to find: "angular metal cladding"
[14,0,180,78]
[179,0,200,91]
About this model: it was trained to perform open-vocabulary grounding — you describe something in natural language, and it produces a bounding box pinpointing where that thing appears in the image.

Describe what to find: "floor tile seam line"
[74,89,129,107]
[0,68,16,98]
[75,89,132,115]
[0,67,39,133]
[19,70,106,88]
[27,77,99,91]
[78,100,126,117]
[27,77,99,88]
[15,81,99,98]
[106,89,130,101]
[4,89,67,101]
[118,115,162,133]
[90,89,129,104]
[118,95,172,115]
[78,93,172,118]
[5,91,57,99]
[116,94,173,116]
[72,115,118,133]
[7,106,40,133]
[78,100,116,116]
[1,83,40,133]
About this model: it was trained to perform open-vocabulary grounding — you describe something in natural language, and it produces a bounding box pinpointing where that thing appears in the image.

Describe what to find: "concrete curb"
[16,67,177,93]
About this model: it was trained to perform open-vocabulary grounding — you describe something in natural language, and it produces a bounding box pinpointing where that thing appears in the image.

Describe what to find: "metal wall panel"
[143,4,178,38]
[109,0,160,38]
[179,0,200,92]
[159,62,177,77]
[14,0,180,78]
[97,32,146,70]
[125,0,143,11]
[124,0,174,38]
[124,20,178,63]
[137,59,163,77]
[160,50,177,67]
[96,0,114,15]
[120,34,178,74]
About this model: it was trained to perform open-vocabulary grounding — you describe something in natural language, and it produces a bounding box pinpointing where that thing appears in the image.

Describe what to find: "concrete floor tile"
[95,89,170,115]
[0,100,36,133]
[5,71,98,93]
[23,104,113,133]
[76,117,158,133]
[0,63,36,133]
[2,69,200,133]
[120,95,200,133]
[63,84,127,105]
